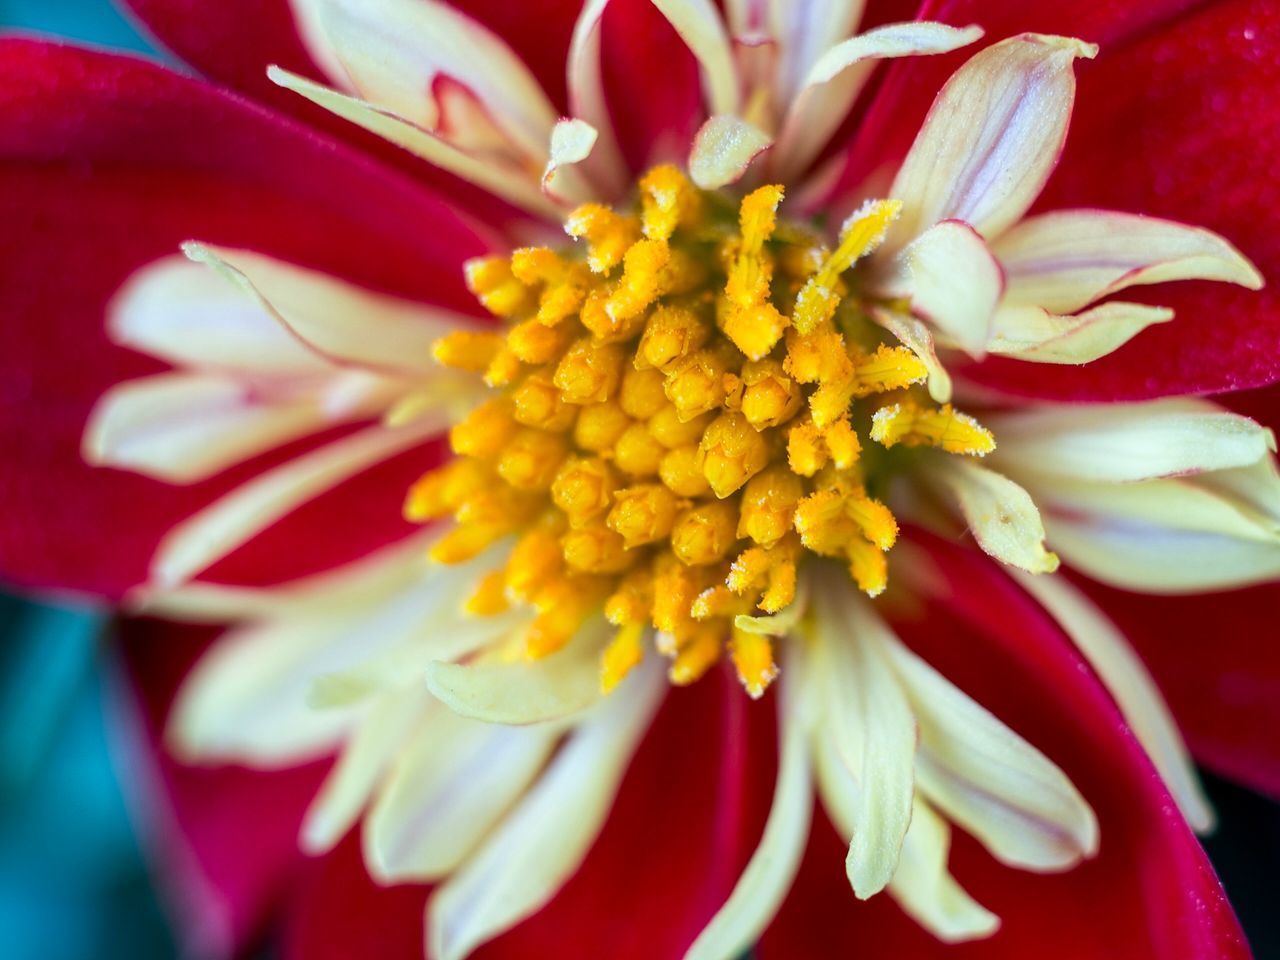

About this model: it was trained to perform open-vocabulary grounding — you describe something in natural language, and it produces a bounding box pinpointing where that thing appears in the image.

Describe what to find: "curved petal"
[760,532,1250,959]
[0,40,483,599]
[987,302,1174,365]
[688,114,773,190]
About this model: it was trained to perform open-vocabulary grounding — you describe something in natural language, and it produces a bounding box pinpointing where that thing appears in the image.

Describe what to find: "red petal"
[0,40,485,599]
[113,617,328,957]
[761,533,1250,959]
[281,665,777,960]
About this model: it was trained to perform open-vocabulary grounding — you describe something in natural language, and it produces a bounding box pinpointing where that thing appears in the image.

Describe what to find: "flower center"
[412,166,994,698]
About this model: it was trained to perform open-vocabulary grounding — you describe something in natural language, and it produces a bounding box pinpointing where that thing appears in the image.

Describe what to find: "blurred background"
[0,1,1278,958]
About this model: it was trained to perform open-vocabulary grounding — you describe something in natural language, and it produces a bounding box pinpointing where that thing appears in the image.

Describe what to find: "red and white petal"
[772,22,983,183]
[986,301,1174,365]
[882,34,1096,254]
[994,209,1262,315]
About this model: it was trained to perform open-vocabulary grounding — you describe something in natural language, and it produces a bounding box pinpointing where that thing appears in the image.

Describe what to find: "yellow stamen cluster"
[416,167,995,699]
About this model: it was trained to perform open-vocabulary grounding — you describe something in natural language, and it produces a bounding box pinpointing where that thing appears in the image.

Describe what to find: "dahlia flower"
[2,0,1279,958]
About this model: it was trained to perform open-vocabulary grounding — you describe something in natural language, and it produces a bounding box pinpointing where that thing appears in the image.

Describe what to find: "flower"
[2,1,1279,959]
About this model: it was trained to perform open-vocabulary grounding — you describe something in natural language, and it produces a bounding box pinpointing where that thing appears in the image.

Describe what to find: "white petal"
[542,118,600,203]
[566,0,629,195]
[109,255,329,376]
[756,0,865,103]
[427,660,664,960]
[773,22,983,180]
[990,399,1276,484]
[688,114,773,189]
[885,34,1097,253]
[301,685,428,853]
[289,0,557,162]
[994,209,1264,314]
[364,701,559,881]
[987,301,1173,364]
[872,307,953,403]
[884,639,1099,870]
[424,620,607,725]
[1013,571,1213,832]
[879,220,1004,356]
[686,681,812,960]
[932,459,1060,574]
[182,243,473,376]
[650,0,740,116]
[269,67,563,219]
[810,577,915,898]
[151,417,446,588]
[83,373,340,484]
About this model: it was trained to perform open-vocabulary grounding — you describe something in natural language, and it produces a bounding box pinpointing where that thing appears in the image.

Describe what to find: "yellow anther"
[525,577,608,658]
[639,164,700,241]
[551,456,618,528]
[509,247,591,326]
[843,490,899,551]
[663,346,732,421]
[739,185,784,253]
[574,401,632,452]
[565,203,641,274]
[454,482,540,529]
[605,567,654,626]
[561,523,634,574]
[580,287,648,343]
[659,445,713,498]
[786,416,827,478]
[449,398,516,459]
[870,401,996,456]
[722,300,788,362]
[691,584,745,620]
[671,500,739,566]
[506,318,577,364]
[433,329,504,373]
[824,416,861,470]
[606,238,671,322]
[669,625,723,686]
[730,627,778,699]
[637,305,710,370]
[607,484,680,547]
[498,428,570,490]
[793,488,850,555]
[783,321,849,385]
[484,347,523,388]
[759,547,797,613]
[464,256,534,318]
[404,459,487,522]
[727,547,770,595]
[612,422,666,477]
[698,412,771,499]
[506,515,566,601]
[737,466,803,547]
[510,370,576,431]
[848,537,889,597]
[554,337,626,404]
[850,344,929,397]
[619,365,668,420]
[648,404,713,449]
[739,360,803,429]
[601,622,647,693]
[721,185,788,360]
[430,521,508,565]
[792,199,902,335]
[651,553,713,634]
[728,537,798,612]
[466,569,510,616]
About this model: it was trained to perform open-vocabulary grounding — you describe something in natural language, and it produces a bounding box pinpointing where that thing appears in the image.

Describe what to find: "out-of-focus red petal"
[281,665,776,960]
[760,533,1250,960]
[1081,579,1280,804]
[113,617,328,958]
[0,40,486,599]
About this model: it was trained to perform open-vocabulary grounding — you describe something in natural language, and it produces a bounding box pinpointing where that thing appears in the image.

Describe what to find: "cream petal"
[650,0,741,116]
[427,660,664,960]
[810,578,916,898]
[931,459,1060,574]
[1013,571,1213,832]
[688,114,773,189]
[987,301,1173,364]
[364,702,559,882]
[994,209,1264,314]
[885,34,1097,253]
[871,307,952,402]
[109,255,328,376]
[686,681,812,960]
[289,0,557,163]
[301,685,429,854]
[763,0,865,103]
[566,0,629,195]
[884,639,1098,870]
[269,67,563,219]
[542,118,600,204]
[878,220,1004,356]
[989,399,1276,484]
[151,417,446,588]
[772,22,983,181]
[83,373,341,484]
[424,620,608,725]
[182,243,474,376]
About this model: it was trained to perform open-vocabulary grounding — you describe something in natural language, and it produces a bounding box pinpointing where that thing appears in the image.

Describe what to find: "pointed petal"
[931,459,1060,574]
[566,0,630,195]
[649,0,740,116]
[688,114,772,189]
[987,301,1173,364]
